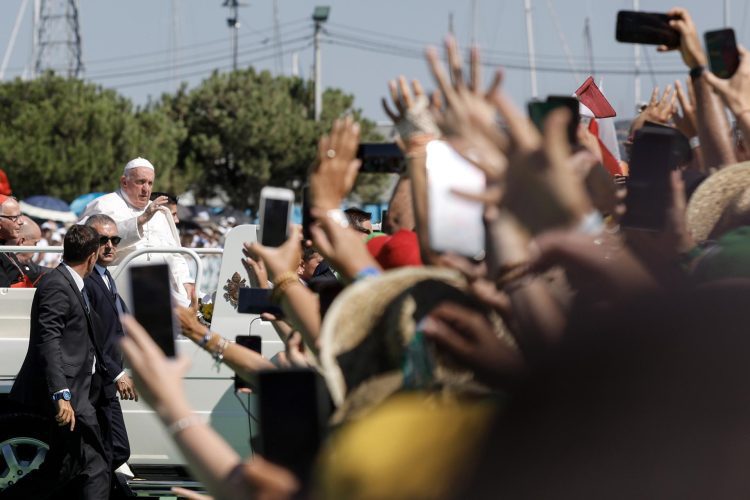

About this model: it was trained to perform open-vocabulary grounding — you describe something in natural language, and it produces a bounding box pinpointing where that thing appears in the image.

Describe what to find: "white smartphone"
[426,140,486,258]
[258,187,295,247]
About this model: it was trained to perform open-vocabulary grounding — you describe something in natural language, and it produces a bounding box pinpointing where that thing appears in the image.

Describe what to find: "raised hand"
[425,36,507,178]
[673,79,698,138]
[704,45,750,116]
[243,226,303,281]
[309,117,361,211]
[381,76,440,146]
[659,7,707,70]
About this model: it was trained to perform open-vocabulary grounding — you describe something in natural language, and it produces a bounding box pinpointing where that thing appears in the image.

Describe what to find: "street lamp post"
[313,6,330,122]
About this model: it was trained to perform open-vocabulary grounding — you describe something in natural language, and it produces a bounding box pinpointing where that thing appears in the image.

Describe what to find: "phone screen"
[426,140,485,258]
[705,29,739,79]
[128,263,177,357]
[528,96,580,145]
[615,11,679,48]
[261,198,290,247]
[234,335,262,390]
[237,287,284,317]
[621,127,677,231]
[257,369,329,481]
[356,143,405,173]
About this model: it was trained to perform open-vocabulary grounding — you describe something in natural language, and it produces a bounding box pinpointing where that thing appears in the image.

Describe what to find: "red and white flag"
[574,77,623,176]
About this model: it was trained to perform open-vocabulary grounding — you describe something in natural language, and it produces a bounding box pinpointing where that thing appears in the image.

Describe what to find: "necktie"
[81,287,91,314]
[105,269,125,315]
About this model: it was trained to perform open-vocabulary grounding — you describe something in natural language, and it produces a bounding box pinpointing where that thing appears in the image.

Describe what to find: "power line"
[322,34,688,76]
[87,34,311,81]
[325,21,676,65]
[109,41,312,90]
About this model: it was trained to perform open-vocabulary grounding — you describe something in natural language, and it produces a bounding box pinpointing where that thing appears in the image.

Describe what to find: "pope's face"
[121,167,154,210]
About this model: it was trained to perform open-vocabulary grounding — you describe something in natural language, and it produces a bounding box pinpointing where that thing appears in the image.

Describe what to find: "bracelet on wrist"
[167,414,204,436]
[212,337,230,370]
[353,266,382,281]
[271,272,301,304]
[198,329,212,348]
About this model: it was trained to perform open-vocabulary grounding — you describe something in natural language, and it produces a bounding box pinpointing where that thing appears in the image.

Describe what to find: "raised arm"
[661,7,736,168]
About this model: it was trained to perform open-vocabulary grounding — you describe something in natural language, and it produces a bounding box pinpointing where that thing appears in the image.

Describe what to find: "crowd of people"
[4,5,750,499]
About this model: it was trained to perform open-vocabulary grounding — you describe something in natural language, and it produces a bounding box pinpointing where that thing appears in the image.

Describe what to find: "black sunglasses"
[99,235,122,247]
[0,214,21,223]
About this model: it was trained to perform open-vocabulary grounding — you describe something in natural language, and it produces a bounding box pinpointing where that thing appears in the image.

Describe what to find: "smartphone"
[237,287,284,318]
[641,121,692,167]
[426,140,485,258]
[234,335,262,390]
[705,28,740,79]
[615,11,680,48]
[527,95,580,145]
[356,143,405,174]
[257,369,330,481]
[301,184,312,241]
[126,263,178,357]
[621,127,681,231]
[258,187,294,247]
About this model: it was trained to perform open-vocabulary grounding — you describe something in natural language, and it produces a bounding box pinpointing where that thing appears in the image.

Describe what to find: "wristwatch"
[689,65,706,81]
[52,389,72,402]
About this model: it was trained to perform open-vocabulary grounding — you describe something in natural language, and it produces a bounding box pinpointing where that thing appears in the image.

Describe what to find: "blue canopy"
[70,192,107,217]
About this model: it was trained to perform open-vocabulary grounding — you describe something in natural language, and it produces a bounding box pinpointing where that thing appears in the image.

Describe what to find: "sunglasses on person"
[99,235,122,246]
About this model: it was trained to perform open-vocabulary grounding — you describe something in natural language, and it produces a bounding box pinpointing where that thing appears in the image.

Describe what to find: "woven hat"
[319,266,515,423]
[687,162,750,242]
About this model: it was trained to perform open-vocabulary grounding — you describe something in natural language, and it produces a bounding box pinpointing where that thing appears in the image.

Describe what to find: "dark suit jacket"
[84,269,128,384]
[10,266,108,424]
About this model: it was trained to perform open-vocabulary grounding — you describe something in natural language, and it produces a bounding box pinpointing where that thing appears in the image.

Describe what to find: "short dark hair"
[62,225,100,264]
[150,191,178,205]
[303,246,321,262]
[84,213,117,228]
[344,207,372,234]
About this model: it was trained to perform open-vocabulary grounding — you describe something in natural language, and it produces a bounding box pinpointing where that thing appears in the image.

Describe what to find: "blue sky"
[0,0,742,122]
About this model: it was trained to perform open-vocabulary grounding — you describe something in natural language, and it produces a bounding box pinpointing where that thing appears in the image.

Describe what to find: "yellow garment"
[315,393,497,500]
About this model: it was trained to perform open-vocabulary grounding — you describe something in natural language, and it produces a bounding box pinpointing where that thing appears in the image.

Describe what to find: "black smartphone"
[237,287,284,317]
[527,95,580,145]
[641,121,692,167]
[257,369,330,481]
[621,127,681,231]
[356,143,405,173]
[234,335,262,390]
[705,28,740,79]
[127,263,178,357]
[258,186,294,247]
[302,184,312,241]
[615,11,680,48]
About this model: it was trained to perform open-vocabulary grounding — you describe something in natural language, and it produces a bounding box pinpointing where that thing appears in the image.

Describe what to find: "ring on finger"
[326,149,336,159]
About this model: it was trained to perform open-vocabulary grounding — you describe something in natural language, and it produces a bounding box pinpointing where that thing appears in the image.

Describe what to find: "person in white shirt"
[80,157,195,307]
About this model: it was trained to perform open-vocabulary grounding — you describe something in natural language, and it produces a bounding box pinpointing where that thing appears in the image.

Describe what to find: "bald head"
[8,215,41,263]
[0,197,22,241]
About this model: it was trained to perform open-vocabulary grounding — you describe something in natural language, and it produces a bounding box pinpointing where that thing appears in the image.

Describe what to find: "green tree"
[161,68,384,212]
[0,73,183,201]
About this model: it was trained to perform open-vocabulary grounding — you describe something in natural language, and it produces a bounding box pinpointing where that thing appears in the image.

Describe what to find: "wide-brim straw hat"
[319,266,516,423]
[687,162,750,242]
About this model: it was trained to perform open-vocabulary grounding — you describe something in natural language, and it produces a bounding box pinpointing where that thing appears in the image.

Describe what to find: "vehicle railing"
[0,246,224,295]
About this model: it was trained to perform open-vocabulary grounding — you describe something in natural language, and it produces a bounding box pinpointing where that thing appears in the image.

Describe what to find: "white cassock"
[81,190,193,307]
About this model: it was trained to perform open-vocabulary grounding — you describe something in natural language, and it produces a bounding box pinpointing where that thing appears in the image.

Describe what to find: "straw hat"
[687,162,750,243]
[319,266,516,423]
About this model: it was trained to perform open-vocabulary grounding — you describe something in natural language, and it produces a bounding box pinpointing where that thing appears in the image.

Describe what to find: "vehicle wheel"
[0,412,51,491]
